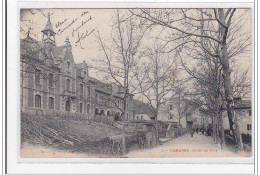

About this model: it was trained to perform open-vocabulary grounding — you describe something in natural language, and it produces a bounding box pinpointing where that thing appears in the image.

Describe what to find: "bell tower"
[41,13,56,45]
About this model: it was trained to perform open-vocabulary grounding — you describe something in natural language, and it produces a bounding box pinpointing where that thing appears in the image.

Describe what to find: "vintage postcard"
[20,8,252,158]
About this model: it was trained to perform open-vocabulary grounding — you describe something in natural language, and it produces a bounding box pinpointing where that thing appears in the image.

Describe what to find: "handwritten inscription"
[81,11,89,17]
[55,11,95,50]
[55,19,68,28]
[75,29,95,49]
[57,18,78,35]
[72,16,94,37]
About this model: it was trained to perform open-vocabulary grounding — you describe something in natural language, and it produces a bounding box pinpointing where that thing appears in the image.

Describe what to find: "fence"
[91,114,115,126]
[22,108,90,120]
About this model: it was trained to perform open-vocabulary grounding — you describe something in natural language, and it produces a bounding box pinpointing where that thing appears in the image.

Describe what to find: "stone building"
[133,100,154,121]
[20,13,134,121]
[222,99,252,135]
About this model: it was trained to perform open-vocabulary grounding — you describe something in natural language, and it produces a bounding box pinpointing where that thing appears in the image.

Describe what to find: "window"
[95,108,99,115]
[249,110,252,116]
[48,97,54,109]
[35,95,41,108]
[247,124,252,131]
[65,100,70,111]
[170,105,173,110]
[87,104,90,114]
[49,73,54,87]
[80,84,83,96]
[141,116,143,120]
[95,94,98,102]
[87,86,90,98]
[107,98,111,106]
[67,61,70,71]
[35,69,41,84]
[66,79,70,91]
[80,103,83,113]
[127,113,129,120]
[137,116,139,120]
[112,99,115,106]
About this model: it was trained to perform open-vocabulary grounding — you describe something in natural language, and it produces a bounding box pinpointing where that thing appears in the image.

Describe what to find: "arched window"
[65,100,70,111]
[48,97,54,109]
[87,86,91,98]
[87,104,90,114]
[95,94,98,102]
[79,84,84,96]
[107,98,111,106]
[100,110,104,115]
[48,73,54,88]
[66,79,70,91]
[35,95,41,108]
[67,61,70,71]
[107,111,111,116]
[35,69,41,84]
[80,103,83,113]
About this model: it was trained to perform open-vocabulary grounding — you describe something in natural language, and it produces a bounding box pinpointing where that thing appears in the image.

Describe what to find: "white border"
[6,0,256,174]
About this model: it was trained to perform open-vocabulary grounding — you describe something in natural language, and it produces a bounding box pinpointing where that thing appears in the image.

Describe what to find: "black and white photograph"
[19,8,252,158]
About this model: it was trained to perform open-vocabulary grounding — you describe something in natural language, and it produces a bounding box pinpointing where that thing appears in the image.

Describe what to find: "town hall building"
[20,13,134,121]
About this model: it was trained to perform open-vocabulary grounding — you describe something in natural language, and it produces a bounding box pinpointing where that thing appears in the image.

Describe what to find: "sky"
[20,9,252,92]
[20,9,114,64]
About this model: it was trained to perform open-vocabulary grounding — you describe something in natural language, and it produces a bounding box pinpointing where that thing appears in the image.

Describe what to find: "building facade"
[222,99,252,135]
[21,14,134,121]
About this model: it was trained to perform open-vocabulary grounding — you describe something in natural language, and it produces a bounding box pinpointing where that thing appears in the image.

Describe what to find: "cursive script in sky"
[55,11,95,50]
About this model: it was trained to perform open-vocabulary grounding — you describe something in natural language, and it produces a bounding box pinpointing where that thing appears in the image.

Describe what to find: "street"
[126,133,251,158]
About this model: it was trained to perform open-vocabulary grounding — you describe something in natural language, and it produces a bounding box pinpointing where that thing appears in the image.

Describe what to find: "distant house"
[222,99,252,135]
[198,108,213,129]
[133,100,154,121]
[166,99,201,129]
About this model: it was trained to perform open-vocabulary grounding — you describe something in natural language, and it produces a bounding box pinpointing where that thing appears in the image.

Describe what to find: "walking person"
[190,129,194,138]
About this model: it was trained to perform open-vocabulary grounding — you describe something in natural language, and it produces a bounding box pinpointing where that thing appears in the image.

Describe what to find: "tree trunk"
[217,8,242,150]
[219,112,225,149]
[221,44,242,150]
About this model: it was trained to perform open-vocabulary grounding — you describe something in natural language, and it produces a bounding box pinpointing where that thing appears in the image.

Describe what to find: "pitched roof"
[20,36,41,58]
[133,100,154,117]
[88,76,104,84]
[41,14,55,35]
[234,100,251,110]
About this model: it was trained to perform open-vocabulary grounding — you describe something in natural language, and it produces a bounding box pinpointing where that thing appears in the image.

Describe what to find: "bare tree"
[130,8,251,149]
[170,79,189,124]
[134,37,178,121]
[95,10,148,154]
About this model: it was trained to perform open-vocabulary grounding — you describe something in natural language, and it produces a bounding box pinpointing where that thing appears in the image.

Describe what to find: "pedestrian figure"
[201,128,204,135]
[190,129,194,138]
[196,128,199,134]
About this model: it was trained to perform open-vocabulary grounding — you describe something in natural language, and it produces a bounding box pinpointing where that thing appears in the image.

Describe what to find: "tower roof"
[41,13,56,36]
